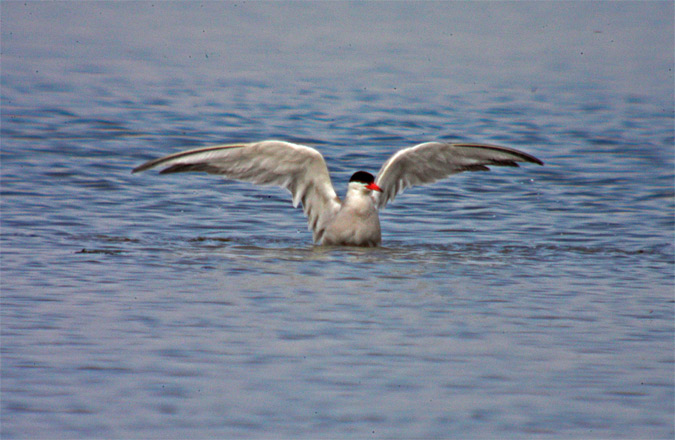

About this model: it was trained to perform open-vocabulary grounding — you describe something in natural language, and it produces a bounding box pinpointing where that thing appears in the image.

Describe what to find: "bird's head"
[349,171,382,193]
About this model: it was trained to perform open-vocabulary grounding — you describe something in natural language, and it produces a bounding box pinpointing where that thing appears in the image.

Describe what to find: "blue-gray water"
[2,2,673,439]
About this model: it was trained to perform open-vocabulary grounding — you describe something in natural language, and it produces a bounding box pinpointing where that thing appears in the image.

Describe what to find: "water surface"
[2,2,673,439]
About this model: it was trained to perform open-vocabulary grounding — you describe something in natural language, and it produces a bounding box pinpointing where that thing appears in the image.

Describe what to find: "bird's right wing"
[133,140,341,242]
[375,142,543,208]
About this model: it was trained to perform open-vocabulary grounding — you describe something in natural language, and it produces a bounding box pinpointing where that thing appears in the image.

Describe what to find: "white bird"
[133,140,543,246]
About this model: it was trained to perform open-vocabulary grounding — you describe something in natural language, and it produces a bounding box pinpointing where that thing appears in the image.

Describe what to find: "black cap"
[349,171,375,184]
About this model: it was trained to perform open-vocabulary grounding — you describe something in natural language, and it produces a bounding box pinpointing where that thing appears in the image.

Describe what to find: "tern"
[133,140,543,246]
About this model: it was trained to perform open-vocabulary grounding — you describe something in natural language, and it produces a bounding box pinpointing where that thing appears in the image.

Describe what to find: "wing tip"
[132,157,170,174]
[530,156,545,166]
[452,142,544,166]
[131,143,252,175]
[131,163,152,174]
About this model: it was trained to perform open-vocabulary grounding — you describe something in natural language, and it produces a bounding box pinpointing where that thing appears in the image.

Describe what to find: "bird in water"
[133,140,543,246]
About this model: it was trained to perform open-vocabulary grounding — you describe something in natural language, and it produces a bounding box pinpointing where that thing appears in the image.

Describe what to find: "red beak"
[366,182,383,192]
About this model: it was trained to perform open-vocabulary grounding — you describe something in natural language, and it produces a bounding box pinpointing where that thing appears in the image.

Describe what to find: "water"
[1,2,673,439]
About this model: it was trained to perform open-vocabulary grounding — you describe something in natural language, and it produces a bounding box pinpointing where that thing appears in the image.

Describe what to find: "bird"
[132,140,543,246]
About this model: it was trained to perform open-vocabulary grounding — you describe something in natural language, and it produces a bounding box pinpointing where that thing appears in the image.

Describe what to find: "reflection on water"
[2,1,673,439]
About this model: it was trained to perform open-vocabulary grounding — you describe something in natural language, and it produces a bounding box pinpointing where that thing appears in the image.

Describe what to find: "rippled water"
[2,2,673,439]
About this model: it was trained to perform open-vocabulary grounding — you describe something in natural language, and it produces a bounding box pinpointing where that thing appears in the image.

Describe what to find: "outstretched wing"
[133,140,341,242]
[374,142,543,208]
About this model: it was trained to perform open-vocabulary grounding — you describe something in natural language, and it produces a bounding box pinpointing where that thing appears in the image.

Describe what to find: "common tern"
[133,140,543,246]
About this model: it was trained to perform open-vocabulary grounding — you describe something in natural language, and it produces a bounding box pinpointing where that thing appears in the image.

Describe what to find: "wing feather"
[375,142,543,208]
[133,140,341,242]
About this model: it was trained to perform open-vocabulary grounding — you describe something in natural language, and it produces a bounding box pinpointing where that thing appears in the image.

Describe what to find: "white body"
[133,140,542,246]
[321,181,381,246]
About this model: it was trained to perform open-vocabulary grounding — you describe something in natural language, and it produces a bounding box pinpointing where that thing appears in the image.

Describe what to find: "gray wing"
[374,142,543,208]
[133,140,342,242]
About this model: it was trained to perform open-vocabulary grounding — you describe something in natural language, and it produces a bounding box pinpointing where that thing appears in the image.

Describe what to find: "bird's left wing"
[133,140,341,242]
[374,142,543,208]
